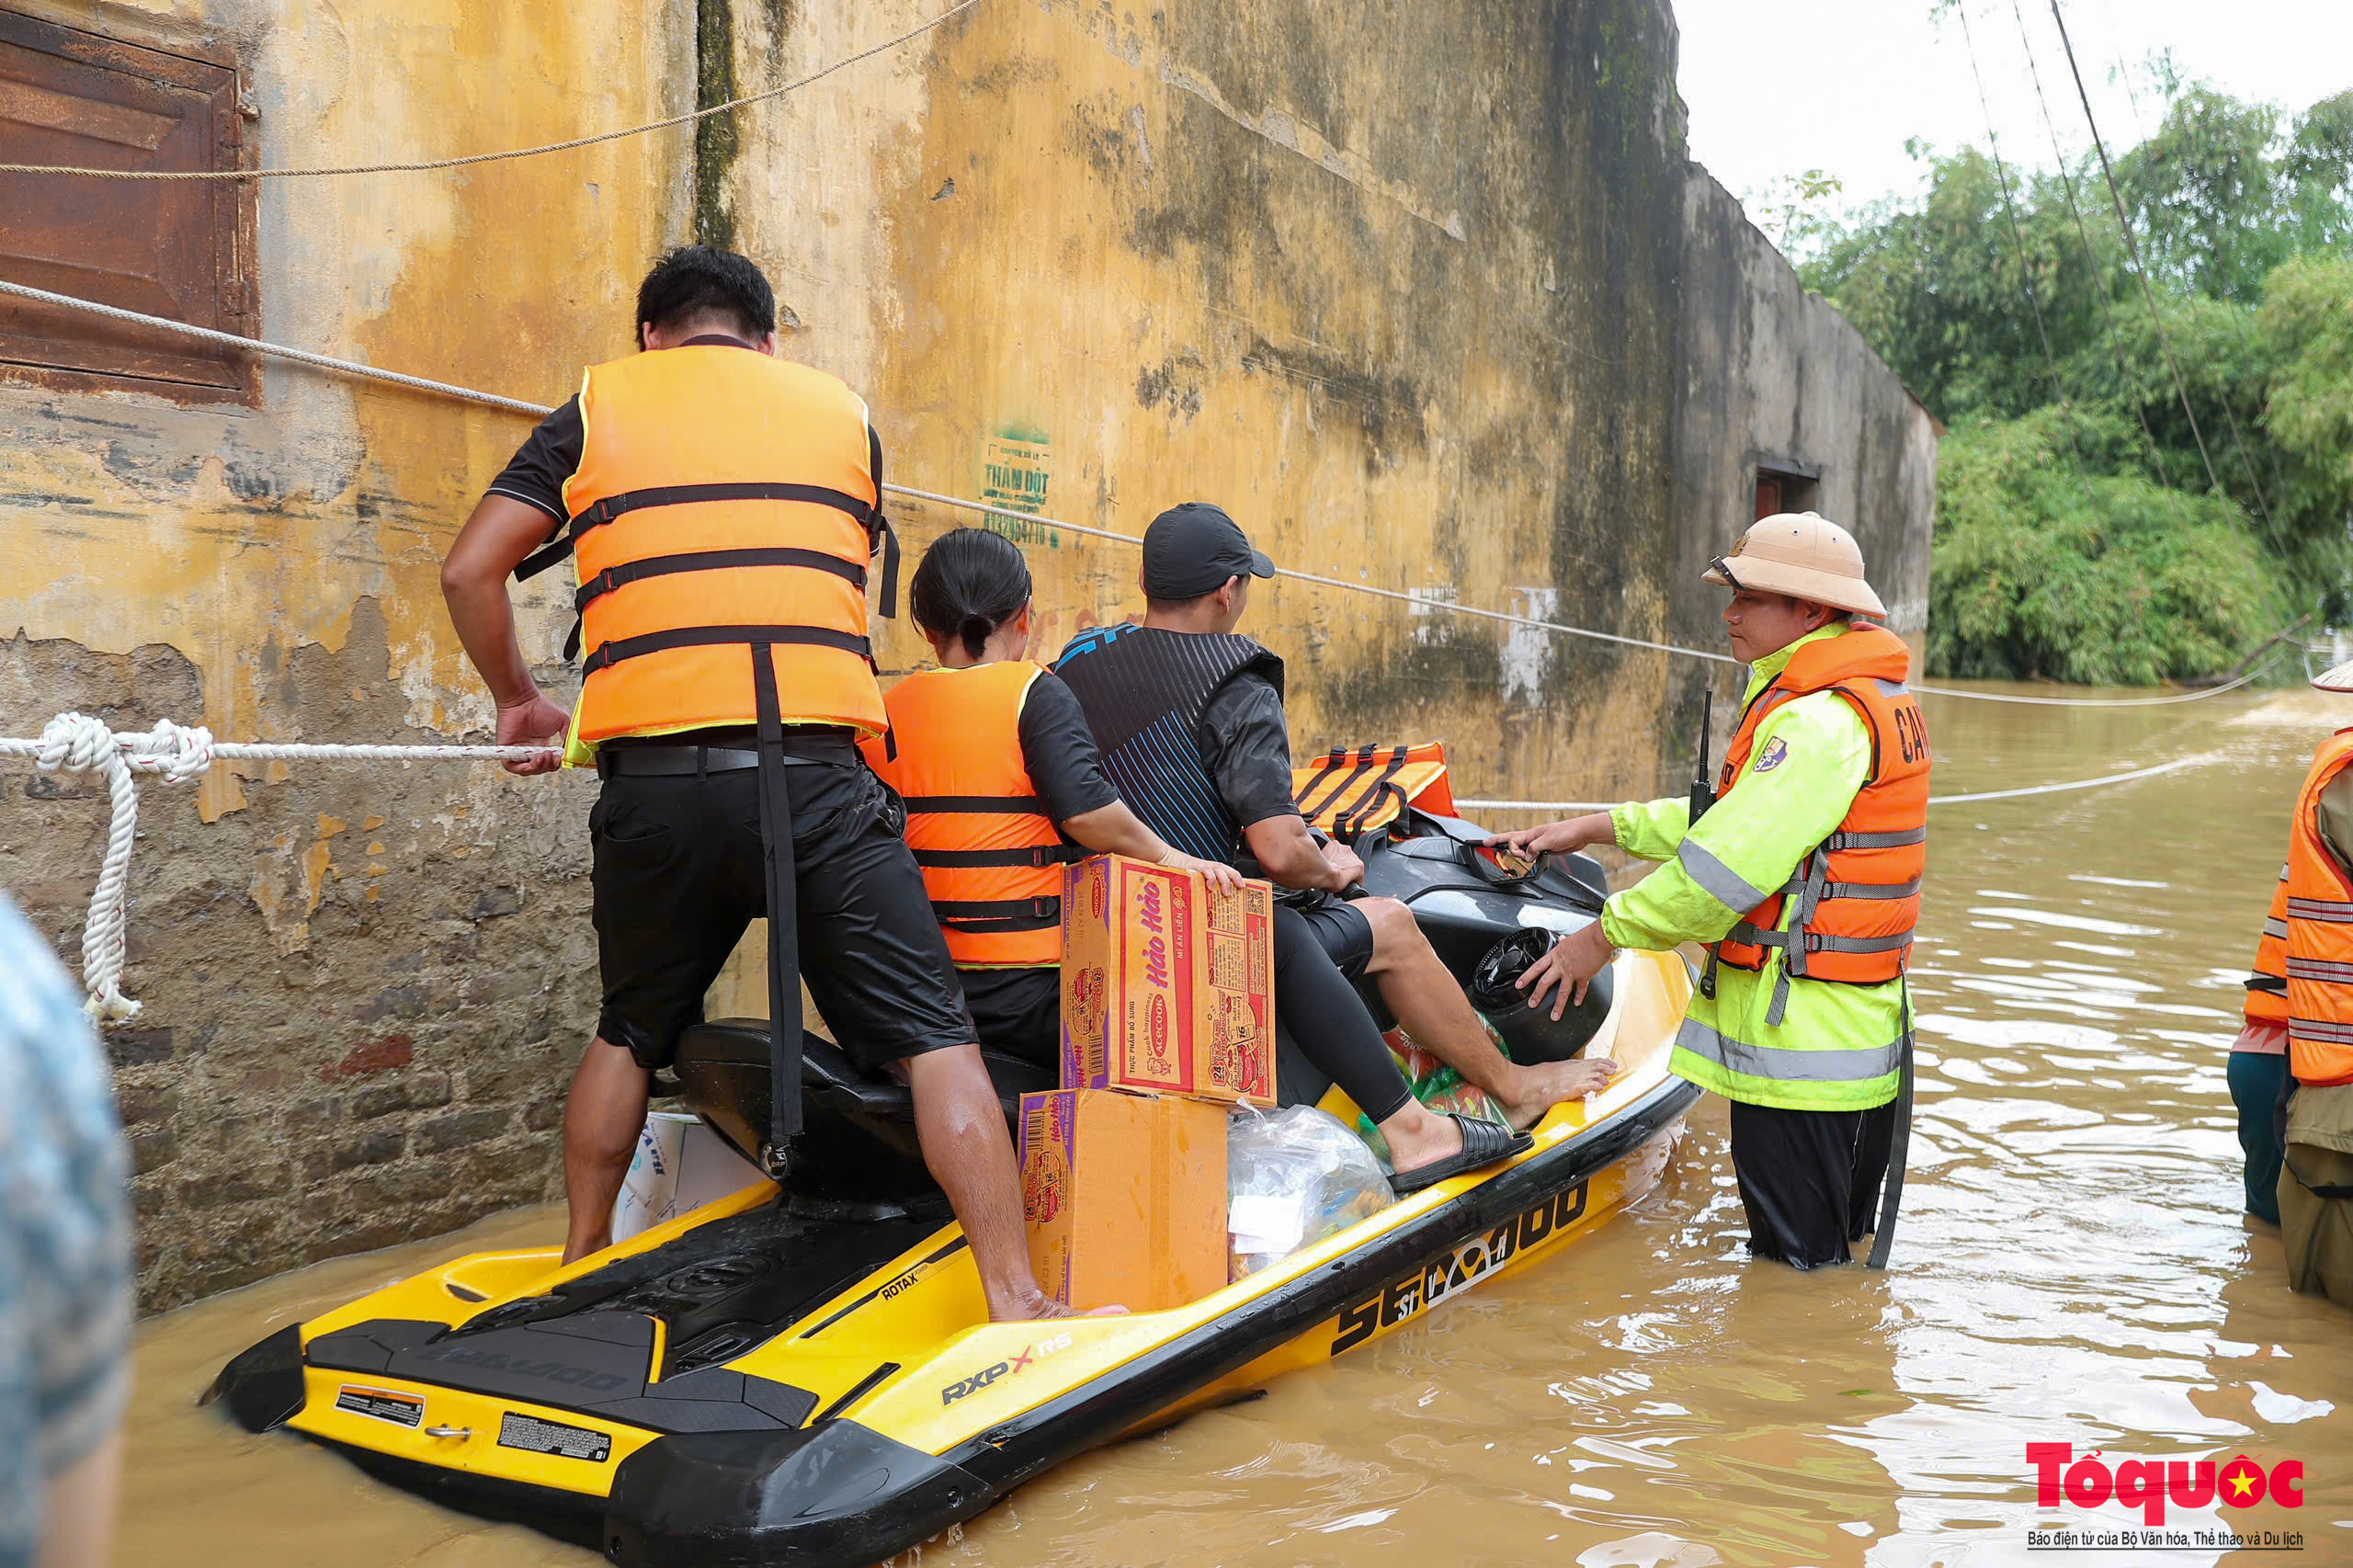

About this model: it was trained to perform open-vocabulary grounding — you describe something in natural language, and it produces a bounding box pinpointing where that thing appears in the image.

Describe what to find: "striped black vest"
[1052,625,1285,864]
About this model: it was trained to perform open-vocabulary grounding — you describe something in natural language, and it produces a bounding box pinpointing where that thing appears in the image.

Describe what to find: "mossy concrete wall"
[0,0,1930,1310]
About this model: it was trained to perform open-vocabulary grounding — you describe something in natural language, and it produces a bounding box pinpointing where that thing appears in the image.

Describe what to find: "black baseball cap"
[1141,503,1277,599]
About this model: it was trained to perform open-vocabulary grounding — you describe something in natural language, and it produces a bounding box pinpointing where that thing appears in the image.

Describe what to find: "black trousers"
[1729,1096,1900,1269]
[1272,903,1413,1124]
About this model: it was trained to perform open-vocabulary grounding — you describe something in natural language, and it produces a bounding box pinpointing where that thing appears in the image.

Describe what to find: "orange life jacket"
[558,345,886,744]
[1291,741,1457,839]
[2281,730,2353,1086]
[862,661,1074,968]
[2245,861,2291,1028]
[1711,624,1930,1021]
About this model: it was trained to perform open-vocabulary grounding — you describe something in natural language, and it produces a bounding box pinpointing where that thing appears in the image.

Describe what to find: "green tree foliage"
[1930,411,2282,684]
[1801,84,2353,681]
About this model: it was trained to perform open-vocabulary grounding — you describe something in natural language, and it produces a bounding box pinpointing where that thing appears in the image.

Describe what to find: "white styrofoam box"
[611,1110,767,1244]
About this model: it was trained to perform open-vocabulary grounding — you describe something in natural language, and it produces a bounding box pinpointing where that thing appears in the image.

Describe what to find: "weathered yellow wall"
[0,0,1930,1308]
[2,0,690,1306]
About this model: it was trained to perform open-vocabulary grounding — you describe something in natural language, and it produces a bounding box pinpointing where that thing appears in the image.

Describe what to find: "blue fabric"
[0,892,131,1568]
[2230,1049,2289,1226]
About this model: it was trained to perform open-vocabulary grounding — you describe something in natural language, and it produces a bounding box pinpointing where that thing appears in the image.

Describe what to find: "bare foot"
[984,1287,1130,1322]
[1496,1056,1622,1131]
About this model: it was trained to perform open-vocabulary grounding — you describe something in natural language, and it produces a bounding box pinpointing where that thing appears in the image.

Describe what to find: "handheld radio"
[1688,687,1716,823]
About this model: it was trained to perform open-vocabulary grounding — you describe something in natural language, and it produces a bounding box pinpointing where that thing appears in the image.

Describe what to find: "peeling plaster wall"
[1663,169,1940,791]
[1,0,693,1309]
[0,0,1931,1310]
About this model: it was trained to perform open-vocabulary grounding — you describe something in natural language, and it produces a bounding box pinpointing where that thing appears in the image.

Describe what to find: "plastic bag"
[1356,1025,1512,1165]
[1227,1105,1395,1279]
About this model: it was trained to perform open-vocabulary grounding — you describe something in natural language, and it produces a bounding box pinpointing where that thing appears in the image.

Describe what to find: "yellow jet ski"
[211,798,1700,1566]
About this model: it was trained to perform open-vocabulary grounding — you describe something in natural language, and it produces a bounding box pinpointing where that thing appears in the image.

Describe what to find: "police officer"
[440,246,1062,1319]
[1497,513,1927,1268]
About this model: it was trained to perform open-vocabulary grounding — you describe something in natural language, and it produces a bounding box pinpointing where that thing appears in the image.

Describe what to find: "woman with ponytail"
[864,528,1242,1067]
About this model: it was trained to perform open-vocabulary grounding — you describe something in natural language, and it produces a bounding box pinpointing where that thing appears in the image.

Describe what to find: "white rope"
[0,281,2295,702]
[0,280,553,416]
[881,484,1733,663]
[1913,665,2268,706]
[0,0,985,181]
[1455,755,2210,816]
[0,716,555,1020]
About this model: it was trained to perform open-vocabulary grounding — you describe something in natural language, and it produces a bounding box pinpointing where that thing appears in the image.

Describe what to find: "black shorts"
[956,964,1062,1071]
[589,748,974,1073]
[1290,891,1375,981]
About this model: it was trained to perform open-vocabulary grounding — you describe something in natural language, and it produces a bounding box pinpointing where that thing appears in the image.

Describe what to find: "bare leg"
[904,1043,1073,1322]
[562,1036,651,1264]
[36,1430,123,1568]
[1358,898,1619,1129]
[1375,1096,1466,1175]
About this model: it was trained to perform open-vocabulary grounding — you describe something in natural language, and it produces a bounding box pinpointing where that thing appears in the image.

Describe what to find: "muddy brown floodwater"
[118,683,2351,1567]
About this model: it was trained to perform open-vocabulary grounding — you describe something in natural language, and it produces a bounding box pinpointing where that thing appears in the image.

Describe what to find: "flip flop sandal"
[1388,1113,1534,1195]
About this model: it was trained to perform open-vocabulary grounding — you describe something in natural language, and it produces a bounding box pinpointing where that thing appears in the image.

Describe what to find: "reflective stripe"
[2287,957,2353,983]
[2264,916,2291,939]
[1672,1015,1904,1084]
[2286,897,2353,922]
[1677,838,1771,910]
[2289,1016,2353,1042]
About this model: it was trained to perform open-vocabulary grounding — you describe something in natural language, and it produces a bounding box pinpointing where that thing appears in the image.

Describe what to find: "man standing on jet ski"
[1495,514,1927,1269]
[1053,504,1618,1191]
[438,246,1065,1319]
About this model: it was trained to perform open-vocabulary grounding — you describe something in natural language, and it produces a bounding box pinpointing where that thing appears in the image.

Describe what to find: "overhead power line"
[0,276,2290,710]
[0,0,984,181]
[2006,0,2185,499]
[2046,0,2244,516]
[1956,2,2089,483]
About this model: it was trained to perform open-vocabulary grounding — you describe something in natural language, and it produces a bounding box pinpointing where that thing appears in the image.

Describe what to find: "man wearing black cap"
[1053,506,1614,1185]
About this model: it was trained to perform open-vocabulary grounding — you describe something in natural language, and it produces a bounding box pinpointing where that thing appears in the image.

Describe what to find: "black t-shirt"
[1017,671,1119,823]
[483,394,584,527]
[1199,671,1302,830]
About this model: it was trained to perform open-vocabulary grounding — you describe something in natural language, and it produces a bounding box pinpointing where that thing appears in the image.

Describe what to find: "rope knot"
[130,719,216,784]
[35,710,119,776]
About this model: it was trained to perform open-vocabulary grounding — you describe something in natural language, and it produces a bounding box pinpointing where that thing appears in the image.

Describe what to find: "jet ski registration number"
[1330,1183,1588,1354]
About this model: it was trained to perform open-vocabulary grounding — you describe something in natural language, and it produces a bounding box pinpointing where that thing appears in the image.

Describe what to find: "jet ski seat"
[669,1019,1057,1210]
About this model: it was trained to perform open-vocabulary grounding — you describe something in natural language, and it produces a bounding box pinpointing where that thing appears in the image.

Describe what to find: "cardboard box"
[1059,854,1276,1106]
[611,1110,767,1244]
[1020,1088,1230,1312]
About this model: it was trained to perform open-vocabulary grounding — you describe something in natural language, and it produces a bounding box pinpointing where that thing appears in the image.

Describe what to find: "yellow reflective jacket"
[1599,624,1910,1111]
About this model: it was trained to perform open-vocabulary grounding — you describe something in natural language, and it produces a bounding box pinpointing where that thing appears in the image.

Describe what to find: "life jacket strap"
[1824,826,1926,849]
[580,623,871,675]
[913,845,1085,869]
[574,547,867,612]
[574,480,876,535]
[900,794,1057,817]
[561,549,873,662]
[931,896,1063,933]
[1813,876,1923,901]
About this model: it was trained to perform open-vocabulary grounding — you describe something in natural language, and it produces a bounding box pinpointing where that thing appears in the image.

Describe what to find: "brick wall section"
[2,612,599,1310]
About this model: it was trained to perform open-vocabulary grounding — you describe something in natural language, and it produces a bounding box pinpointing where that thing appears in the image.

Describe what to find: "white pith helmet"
[1701,511,1886,619]
[2312,659,2353,693]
